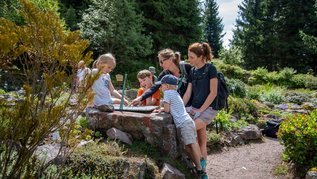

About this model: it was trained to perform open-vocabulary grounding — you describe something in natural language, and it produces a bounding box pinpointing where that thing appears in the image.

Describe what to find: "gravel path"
[206,137,287,179]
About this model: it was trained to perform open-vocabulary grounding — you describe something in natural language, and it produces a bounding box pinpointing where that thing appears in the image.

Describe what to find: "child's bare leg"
[186,143,202,171]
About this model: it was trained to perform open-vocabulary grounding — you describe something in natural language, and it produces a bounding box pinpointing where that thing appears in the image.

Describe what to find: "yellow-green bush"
[278,109,317,169]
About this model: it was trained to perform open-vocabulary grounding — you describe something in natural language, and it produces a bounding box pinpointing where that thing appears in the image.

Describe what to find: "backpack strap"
[177,61,188,90]
[179,61,188,79]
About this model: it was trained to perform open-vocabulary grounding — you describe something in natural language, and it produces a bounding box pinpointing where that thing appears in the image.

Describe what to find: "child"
[136,70,160,106]
[87,53,128,112]
[156,74,205,176]
[148,66,157,82]
[76,60,91,90]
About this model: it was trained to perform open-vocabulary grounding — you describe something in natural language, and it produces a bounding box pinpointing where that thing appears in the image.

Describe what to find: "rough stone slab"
[87,111,181,158]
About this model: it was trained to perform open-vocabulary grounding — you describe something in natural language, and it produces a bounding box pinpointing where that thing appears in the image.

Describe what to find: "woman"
[131,48,192,106]
[183,42,219,173]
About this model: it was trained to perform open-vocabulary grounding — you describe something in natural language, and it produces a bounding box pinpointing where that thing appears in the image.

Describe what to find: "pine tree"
[79,0,152,63]
[203,0,224,58]
[135,0,202,58]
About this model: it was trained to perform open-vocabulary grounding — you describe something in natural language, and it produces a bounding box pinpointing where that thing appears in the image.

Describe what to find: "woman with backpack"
[183,42,219,175]
[131,48,192,106]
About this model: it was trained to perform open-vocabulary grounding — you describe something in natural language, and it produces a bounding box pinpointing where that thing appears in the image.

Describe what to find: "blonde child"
[76,60,91,90]
[87,53,128,111]
[136,70,160,106]
[157,74,205,176]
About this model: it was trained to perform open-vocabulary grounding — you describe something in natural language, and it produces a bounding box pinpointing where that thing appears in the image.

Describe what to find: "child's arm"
[109,80,129,105]
[162,102,170,113]
[182,83,192,105]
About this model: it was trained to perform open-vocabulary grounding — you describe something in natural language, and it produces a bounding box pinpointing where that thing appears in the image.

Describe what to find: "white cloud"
[217,0,242,48]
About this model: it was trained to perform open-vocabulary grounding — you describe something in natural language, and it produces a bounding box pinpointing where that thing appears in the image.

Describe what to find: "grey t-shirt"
[188,63,217,109]
[92,73,113,106]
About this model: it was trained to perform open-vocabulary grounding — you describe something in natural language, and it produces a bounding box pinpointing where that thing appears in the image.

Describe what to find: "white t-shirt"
[92,73,112,106]
[163,90,192,128]
[77,67,91,86]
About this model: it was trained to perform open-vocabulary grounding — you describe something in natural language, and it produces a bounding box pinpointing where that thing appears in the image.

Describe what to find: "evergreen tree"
[135,0,202,58]
[203,0,224,58]
[233,0,317,73]
[79,0,152,61]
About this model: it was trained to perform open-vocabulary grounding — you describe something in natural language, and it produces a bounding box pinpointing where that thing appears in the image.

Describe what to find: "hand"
[153,109,161,113]
[189,109,201,119]
[124,99,129,106]
[131,96,142,106]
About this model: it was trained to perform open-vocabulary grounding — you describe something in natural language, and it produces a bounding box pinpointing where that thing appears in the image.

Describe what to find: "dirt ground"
[205,137,291,179]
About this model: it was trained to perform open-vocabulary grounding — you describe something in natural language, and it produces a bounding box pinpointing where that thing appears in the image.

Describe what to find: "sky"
[217,0,243,47]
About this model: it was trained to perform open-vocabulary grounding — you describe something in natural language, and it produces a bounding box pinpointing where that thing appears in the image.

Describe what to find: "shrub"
[206,131,223,151]
[229,97,258,120]
[0,1,92,178]
[260,85,285,104]
[227,78,246,98]
[278,109,317,169]
[291,74,317,89]
[47,142,159,178]
[278,67,296,86]
[248,67,269,85]
[219,46,243,65]
[214,61,248,82]
[285,91,310,105]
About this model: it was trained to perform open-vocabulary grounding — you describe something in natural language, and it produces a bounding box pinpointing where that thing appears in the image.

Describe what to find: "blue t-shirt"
[188,63,217,109]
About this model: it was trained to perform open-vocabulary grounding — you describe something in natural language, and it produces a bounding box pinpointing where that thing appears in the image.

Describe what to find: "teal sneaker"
[202,173,208,179]
[200,158,206,171]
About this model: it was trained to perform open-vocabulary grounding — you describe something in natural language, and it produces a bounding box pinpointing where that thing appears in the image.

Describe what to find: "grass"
[127,140,194,178]
[273,163,288,176]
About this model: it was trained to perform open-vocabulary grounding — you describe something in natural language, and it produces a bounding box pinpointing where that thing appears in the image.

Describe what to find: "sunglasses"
[159,58,169,64]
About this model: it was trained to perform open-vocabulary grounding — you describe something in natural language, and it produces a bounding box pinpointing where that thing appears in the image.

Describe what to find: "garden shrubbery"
[227,78,246,98]
[278,109,317,170]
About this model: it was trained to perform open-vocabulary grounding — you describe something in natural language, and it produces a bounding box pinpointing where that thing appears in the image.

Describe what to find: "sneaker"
[196,169,206,179]
[202,173,208,179]
[200,158,206,171]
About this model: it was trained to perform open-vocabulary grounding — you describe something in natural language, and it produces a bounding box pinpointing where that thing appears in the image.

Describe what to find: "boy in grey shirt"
[156,74,205,176]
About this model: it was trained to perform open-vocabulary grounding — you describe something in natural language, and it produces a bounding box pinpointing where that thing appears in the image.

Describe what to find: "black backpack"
[191,63,229,111]
[261,120,281,138]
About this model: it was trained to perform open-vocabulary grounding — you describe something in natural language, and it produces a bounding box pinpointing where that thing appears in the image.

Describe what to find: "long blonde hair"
[158,48,181,66]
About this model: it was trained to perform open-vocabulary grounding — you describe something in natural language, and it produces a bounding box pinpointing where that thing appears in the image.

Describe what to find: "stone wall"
[86,109,182,158]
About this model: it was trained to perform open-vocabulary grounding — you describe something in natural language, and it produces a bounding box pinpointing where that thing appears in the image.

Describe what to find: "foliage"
[206,130,222,151]
[203,0,224,58]
[278,109,317,169]
[44,141,159,178]
[228,97,258,121]
[257,84,285,104]
[214,109,248,132]
[233,0,317,74]
[226,78,246,98]
[213,59,248,81]
[285,91,310,105]
[219,46,243,65]
[248,67,269,85]
[79,0,152,65]
[135,0,202,58]
[290,73,317,90]
[0,0,92,178]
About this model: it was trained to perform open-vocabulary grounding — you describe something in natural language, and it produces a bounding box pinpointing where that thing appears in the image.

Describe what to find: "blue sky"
[217,0,243,47]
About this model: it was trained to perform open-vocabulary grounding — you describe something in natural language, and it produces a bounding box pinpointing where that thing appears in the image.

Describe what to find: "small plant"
[206,130,222,151]
[76,115,89,128]
[278,109,317,169]
[285,91,310,105]
[227,78,246,98]
[273,163,288,176]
